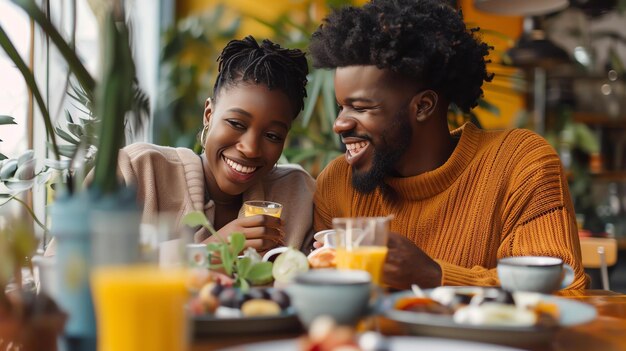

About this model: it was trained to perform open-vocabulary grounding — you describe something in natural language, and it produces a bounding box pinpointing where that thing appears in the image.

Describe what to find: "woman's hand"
[202,215,285,252]
[383,232,442,290]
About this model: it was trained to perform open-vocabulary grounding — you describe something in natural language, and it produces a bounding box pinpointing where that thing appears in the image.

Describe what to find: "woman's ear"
[410,90,438,122]
[203,97,214,126]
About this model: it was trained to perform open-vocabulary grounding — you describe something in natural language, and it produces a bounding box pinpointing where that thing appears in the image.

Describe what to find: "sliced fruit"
[272,247,309,283]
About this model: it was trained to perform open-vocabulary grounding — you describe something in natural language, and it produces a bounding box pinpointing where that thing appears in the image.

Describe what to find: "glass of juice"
[332,217,390,285]
[243,200,283,218]
[91,265,189,351]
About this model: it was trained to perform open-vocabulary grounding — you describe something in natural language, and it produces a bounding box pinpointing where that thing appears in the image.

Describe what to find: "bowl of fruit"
[188,276,301,336]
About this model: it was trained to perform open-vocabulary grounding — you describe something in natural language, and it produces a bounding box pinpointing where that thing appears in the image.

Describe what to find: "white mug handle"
[262,246,289,262]
[560,263,575,289]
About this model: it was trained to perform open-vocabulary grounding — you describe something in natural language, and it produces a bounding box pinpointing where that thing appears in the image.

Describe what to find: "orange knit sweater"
[314,123,587,289]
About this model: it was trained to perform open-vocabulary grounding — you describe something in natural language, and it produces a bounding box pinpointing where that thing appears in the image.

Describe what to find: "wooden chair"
[579,237,618,290]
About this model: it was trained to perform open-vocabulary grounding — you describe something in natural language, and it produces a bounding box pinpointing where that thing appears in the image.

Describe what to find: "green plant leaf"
[55,126,80,144]
[236,256,252,278]
[181,210,211,228]
[0,116,17,125]
[0,23,60,160]
[67,123,85,139]
[229,232,245,256]
[573,123,600,154]
[246,261,273,285]
[287,147,322,164]
[12,0,95,93]
[237,277,250,292]
[52,144,78,158]
[301,70,324,126]
[207,242,222,252]
[220,244,233,276]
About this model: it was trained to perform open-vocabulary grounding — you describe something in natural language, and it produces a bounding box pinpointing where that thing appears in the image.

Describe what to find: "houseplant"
[0,216,66,351]
[1,0,148,349]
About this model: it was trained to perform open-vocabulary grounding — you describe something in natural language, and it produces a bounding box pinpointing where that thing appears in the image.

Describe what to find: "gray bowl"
[286,269,372,327]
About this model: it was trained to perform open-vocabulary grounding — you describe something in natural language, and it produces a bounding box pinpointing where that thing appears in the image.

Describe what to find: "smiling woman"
[106,36,313,256]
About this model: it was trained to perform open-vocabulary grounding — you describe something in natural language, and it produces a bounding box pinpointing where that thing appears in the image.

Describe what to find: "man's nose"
[237,133,262,158]
[333,113,357,135]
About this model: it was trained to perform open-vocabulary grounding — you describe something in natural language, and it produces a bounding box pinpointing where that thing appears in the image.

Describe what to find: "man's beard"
[352,109,412,194]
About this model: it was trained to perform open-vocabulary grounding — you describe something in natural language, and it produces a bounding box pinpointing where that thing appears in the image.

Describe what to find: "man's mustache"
[340,131,372,142]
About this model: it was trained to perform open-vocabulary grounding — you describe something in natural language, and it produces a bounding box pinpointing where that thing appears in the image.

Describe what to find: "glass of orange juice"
[243,200,283,218]
[333,217,390,285]
[91,265,189,351]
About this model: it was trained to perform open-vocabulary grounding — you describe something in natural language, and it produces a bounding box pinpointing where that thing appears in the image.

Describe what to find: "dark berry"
[269,289,291,309]
[218,288,239,308]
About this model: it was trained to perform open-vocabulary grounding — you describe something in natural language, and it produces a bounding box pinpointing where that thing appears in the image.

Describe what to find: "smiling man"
[310,0,587,290]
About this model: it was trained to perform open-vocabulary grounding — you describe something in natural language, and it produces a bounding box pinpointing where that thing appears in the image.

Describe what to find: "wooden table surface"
[191,289,626,351]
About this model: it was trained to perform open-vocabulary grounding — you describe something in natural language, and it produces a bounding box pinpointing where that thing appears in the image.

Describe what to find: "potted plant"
[1,0,148,349]
[0,216,66,351]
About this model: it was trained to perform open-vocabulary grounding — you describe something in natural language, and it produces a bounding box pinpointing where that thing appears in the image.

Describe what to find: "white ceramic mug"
[313,229,337,248]
[497,256,575,293]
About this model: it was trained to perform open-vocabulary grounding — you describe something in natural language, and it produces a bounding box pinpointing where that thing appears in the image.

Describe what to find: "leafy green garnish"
[182,211,274,291]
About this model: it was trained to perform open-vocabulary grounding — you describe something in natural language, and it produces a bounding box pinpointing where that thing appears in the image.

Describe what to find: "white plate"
[382,287,597,347]
[219,336,526,351]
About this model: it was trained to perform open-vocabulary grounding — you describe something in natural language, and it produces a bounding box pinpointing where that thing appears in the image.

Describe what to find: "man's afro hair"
[309,0,494,112]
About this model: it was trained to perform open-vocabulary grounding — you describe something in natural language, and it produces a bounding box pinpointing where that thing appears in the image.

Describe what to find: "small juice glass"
[243,201,283,218]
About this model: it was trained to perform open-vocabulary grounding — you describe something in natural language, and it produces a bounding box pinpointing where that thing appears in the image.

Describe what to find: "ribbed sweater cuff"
[435,259,499,286]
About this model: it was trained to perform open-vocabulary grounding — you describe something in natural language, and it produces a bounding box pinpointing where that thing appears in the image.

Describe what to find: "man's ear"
[203,97,213,126]
[411,90,438,122]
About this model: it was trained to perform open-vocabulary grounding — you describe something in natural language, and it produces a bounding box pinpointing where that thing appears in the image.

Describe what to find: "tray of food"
[382,286,596,346]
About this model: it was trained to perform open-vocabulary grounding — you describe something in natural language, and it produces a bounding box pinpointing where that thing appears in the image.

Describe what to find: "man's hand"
[383,232,442,290]
[202,215,285,253]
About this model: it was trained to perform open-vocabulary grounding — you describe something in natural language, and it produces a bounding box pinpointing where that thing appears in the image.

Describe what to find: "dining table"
[191,289,626,351]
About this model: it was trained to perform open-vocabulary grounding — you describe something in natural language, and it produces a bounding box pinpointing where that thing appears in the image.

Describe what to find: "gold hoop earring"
[200,125,209,148]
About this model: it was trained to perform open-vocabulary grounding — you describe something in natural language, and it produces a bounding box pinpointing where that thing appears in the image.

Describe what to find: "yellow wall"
[460,0,525,129]
[178,0,525,130]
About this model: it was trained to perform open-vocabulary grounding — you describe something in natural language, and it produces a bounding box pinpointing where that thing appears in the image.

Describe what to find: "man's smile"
[343,140,371,167]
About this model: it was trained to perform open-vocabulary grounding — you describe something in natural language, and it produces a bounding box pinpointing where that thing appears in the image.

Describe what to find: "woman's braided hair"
[309,0,494,112]
[213,35,309,118]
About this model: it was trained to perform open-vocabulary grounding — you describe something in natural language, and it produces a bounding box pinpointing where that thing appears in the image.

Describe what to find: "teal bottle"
[50,190,97,351]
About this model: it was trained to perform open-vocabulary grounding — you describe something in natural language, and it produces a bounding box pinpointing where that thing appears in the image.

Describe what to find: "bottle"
[596,182,621,238]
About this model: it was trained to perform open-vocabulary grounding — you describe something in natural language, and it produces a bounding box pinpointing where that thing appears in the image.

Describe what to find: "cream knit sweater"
[47,143,316,255]
[314,123,587,289]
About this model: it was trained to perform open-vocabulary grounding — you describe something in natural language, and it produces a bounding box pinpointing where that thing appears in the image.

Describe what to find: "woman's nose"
[333,113,357,135]
[237,133,262,158]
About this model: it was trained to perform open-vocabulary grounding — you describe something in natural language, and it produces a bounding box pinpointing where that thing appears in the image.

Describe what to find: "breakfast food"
[240,299,281,317]
[272,248,310,284]
[307,247,337,268]
[188,285,291,319]
[394,287,559,328]
[299,316,360,351]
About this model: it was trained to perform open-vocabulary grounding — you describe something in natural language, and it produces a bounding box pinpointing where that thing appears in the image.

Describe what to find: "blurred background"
[1,0,625,289]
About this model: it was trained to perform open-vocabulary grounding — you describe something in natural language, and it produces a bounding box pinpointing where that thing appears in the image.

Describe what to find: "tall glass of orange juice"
[333,217,390,285]
[91,265,189,351]
[243,200,283,218]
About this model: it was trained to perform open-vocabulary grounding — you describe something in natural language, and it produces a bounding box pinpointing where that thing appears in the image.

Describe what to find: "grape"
[270,289,291,309]
[238,292,254,308]
[248,288,271,301]
[218,288,239,308]
[210,282,224,297]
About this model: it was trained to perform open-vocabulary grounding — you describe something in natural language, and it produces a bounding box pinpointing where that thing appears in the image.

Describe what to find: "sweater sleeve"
[435,207,586,289]
[436,131,587,289]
